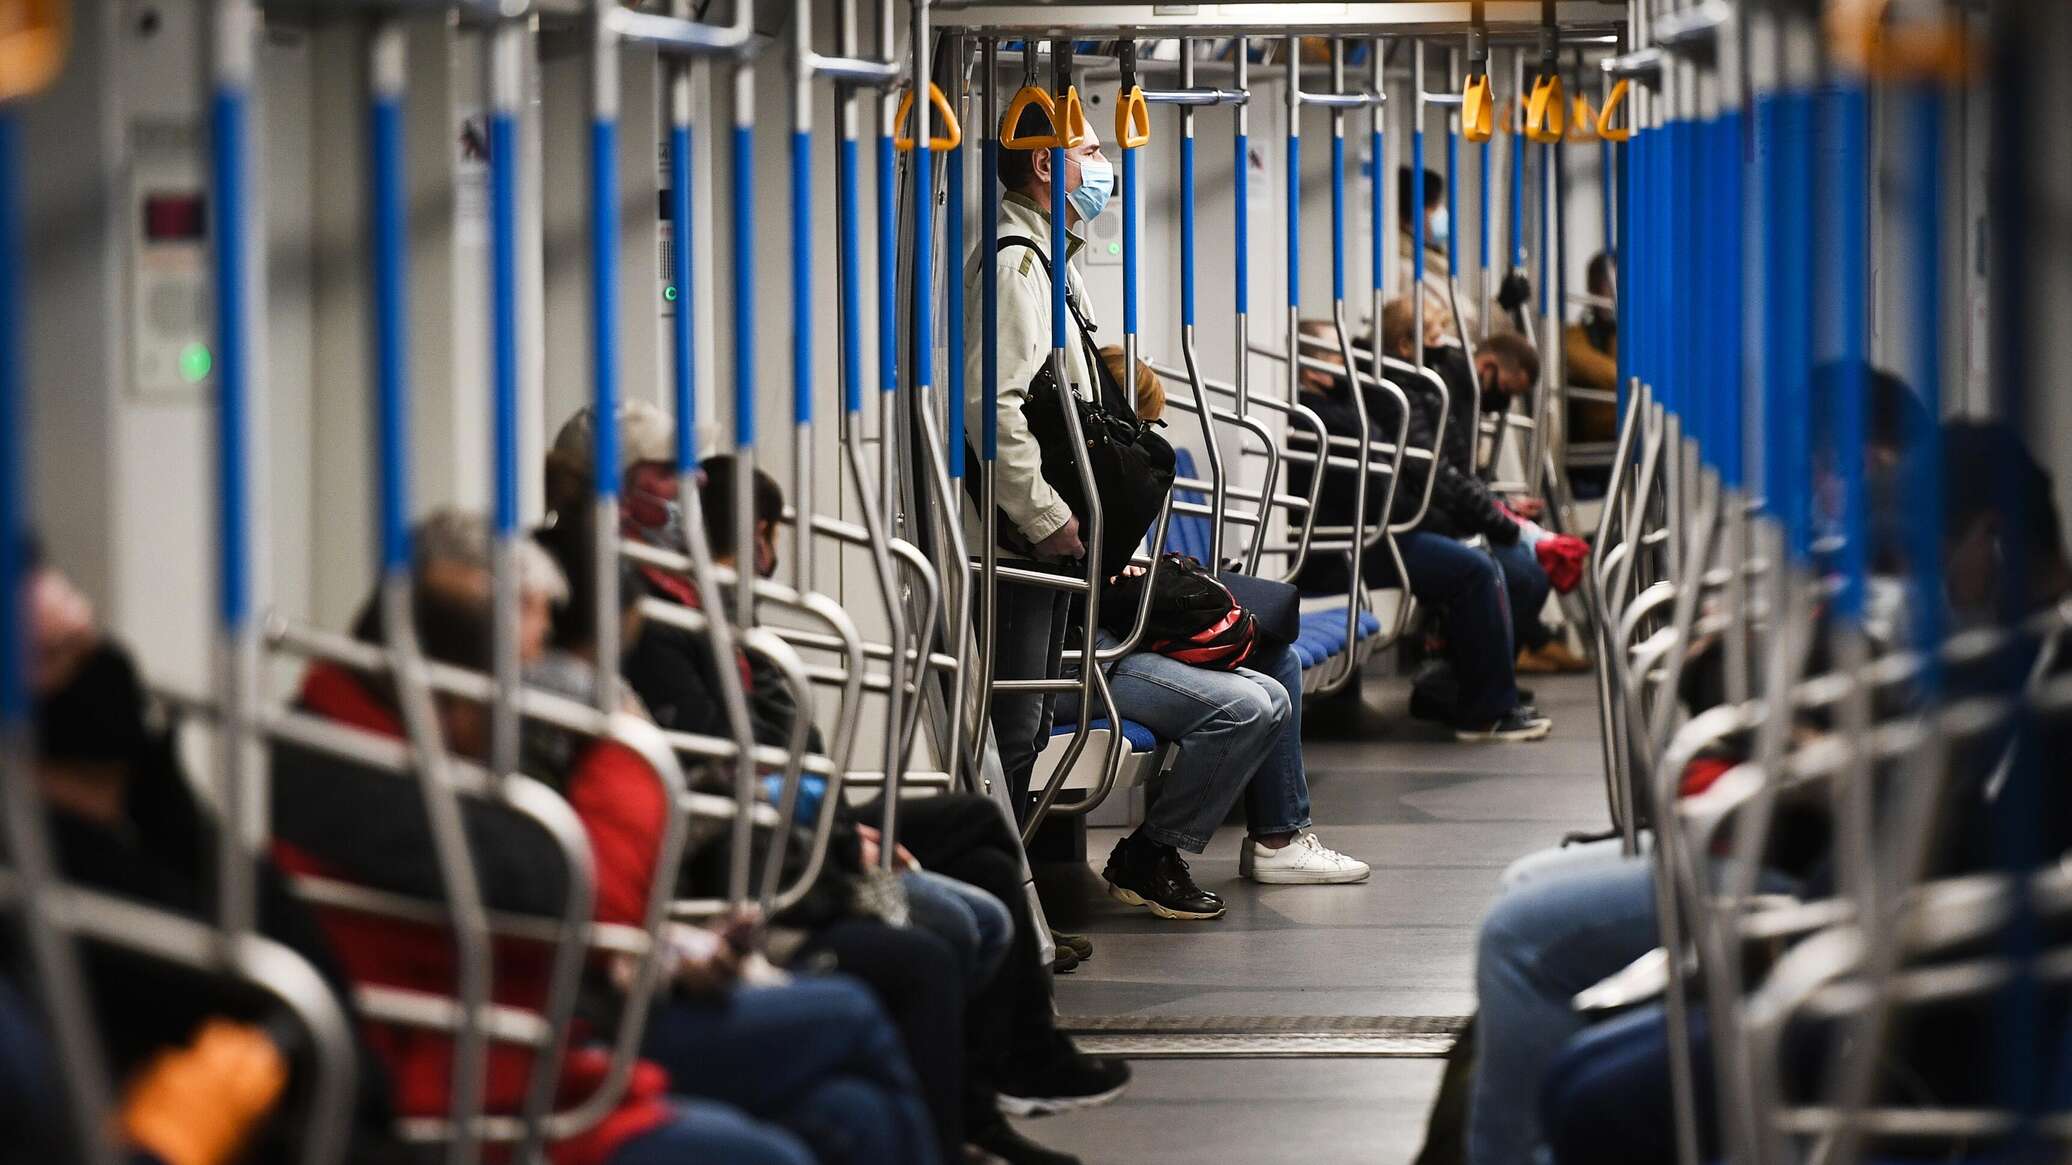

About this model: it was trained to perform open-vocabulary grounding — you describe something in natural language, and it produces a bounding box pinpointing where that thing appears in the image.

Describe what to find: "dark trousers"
[1367,530,1520,726]
[794,918,966,1158]
[860,793,1058,1131]
[1488,539,1553,652]
[988,569,1072,817]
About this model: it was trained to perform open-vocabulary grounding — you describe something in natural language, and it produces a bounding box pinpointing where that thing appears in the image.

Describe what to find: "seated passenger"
[1075,352,1373,920]
[1290,312,1554,742]
[0,553,408,1164]
[272,510,829,1165]
[1459,415,2072,1165]
[1562,252,1620,445]
[545,405,1119,1165]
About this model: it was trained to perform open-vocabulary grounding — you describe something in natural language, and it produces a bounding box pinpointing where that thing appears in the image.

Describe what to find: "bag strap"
[995,236,1133,417]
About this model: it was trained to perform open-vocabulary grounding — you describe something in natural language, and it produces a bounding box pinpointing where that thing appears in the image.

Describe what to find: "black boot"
[1102,833,1226,920]
[968,1115,1083,1165]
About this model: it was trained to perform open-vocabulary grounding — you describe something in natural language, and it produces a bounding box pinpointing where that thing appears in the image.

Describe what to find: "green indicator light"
[664,285,678,302]
[178,342,213,384]
[1108,242,1121,255]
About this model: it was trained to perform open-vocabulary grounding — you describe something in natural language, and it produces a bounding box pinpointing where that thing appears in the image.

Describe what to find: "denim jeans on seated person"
[608,1102,815,1165]
[1056,632,1287,853]
[642,975,941,1165]
[1368,530,1520,726]
[1487,539,1553,653]
[901,868,1013,991]
[1242,638,1315,838]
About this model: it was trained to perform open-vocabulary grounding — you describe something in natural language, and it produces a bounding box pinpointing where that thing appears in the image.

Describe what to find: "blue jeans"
[609,1102,815,1165]
[1242,639,1314,837]
[1061,635,1289,853]
[1488,539,1553,652]
[902,869,1013,991]
[1377,530,1520,725]
[1468,856,1662,1165]
[642,976,940,1165]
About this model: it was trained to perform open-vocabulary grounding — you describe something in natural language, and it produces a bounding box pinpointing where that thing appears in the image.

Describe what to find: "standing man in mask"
[963,98,1114,820]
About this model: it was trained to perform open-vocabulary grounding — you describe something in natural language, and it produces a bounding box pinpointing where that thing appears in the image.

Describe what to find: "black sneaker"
[1050,929,1094,962]
[997,1034,1132,1116]
[1049,946,1081,975]
[968,1115,1083,1165]
[1454,706,1554,742]
[1103,835,1226,920]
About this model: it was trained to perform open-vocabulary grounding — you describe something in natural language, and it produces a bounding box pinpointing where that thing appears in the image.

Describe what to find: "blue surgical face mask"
[1427,207,1451,249]
[1067,154,1114,223]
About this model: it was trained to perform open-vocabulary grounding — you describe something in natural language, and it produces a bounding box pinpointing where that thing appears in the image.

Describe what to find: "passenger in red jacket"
[271,512,816,1165]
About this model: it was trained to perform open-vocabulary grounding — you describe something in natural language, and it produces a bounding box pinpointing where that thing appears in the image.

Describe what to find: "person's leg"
[989,576,1064,813]
[1468,857,1661,1165]
[1108,653,1286,855]
[1240,639,1311,840]
[791,919,966,1159]
[607,1102,816,1165]
[1394,531,1524,728]
[902,868,1012,990]
[1488,540,1552,653]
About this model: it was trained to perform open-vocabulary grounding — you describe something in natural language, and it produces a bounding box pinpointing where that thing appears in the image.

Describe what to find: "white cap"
[552,399,676,478]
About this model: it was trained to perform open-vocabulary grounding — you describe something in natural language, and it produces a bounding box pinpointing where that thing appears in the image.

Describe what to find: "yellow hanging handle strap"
[1057,86,1092,149]
[1000,85,1060,148]
[1596,78,1633,142]
[1568,94,1598,142]
[1826,0,1975,82]
[1461,74,1496,144]
[1115,84,1150,149]
[1524,72,1566,144]
[894,82,962,152]
[0,0,68,102]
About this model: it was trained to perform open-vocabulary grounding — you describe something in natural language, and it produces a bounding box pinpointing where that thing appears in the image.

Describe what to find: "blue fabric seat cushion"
[1049,718,1161,753]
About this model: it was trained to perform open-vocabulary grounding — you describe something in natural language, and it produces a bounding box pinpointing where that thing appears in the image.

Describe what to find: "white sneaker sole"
[1244,864,1373,885]
[1454,720,1553,743]
[1106,881,1226,920]
[996,1078,1131,1117]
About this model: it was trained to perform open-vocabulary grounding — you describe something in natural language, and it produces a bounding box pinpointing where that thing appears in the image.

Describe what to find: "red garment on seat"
[278,663,674,1165]
[1535,534,1589,594]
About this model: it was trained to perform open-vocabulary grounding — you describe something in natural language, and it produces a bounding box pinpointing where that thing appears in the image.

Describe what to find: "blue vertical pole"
[947,132,966,476]
[793,127,813,434]
[671,119,697,468]
[1824,83,1868,622]
[371,76,409,570]
[734,123,756,453]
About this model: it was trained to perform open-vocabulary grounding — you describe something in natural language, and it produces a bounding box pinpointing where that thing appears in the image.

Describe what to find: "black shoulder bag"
[964,237,1175,572]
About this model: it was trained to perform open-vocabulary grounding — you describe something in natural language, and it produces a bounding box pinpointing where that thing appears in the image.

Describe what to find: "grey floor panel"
[1026,670,1610,1162]
[1009,1059,1448,1165]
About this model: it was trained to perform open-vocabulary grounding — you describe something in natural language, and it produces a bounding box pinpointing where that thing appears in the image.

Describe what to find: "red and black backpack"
[1101,553,1259,671]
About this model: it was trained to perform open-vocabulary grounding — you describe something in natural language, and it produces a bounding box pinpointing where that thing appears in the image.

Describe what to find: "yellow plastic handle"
[1000,85,1061,148]
[1524,73,1567,144]
[894,82,962,152]
[1568,95,1599,142]
[1115,84,1151,149]
[0,0,68,102]
[1596,78,1633,142]
[1461,74,1496,144]
[1058,86,1092,149]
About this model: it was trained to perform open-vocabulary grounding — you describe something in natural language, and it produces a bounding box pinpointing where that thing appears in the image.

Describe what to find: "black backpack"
[1102,553,1260,671]
[965,238,1176,572]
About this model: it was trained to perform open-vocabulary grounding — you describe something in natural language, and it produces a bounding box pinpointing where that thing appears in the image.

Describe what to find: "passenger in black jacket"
[1288,319,1555,743]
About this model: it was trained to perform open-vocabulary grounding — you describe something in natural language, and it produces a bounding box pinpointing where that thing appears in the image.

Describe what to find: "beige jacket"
[962,192,1098,550]
[1397,232,1479,343]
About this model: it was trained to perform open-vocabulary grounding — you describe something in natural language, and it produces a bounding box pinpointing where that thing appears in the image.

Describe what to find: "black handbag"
[965,238,1175,572]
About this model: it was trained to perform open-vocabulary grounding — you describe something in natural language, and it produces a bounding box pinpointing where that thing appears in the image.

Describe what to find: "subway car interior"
[2,0,2069,1162]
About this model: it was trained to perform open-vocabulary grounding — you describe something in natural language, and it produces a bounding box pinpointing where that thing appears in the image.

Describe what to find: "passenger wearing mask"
[1563,252,1620,444]
[1,555,408,1165]
[276,510,881,1165]
[1398,166,1479,344]
[547,405,1119,1165]
[1291,310,1554,742]
[963,99,1114,822]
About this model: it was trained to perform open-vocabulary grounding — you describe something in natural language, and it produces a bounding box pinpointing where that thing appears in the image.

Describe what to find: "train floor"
[1021,665,1610,1164]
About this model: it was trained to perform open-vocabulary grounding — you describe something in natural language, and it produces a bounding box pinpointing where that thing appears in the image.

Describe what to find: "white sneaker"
[1239,832,1372,884]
